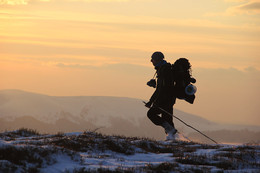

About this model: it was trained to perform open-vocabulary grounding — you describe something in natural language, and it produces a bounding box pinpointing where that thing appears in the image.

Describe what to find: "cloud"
[0,0,52,5]
[223,0,246,2]
[227,0,260,15]
[76,0,129,1]
[0,0,129,5]
[206,0,260,16]
[0,0,29,5]
[239,1,260,10]
[56,63,94,69]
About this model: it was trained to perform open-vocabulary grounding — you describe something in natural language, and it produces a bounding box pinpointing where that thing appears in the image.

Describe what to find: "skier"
[145,51,177,140]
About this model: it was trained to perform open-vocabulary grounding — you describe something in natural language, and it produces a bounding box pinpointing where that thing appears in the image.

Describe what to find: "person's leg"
[160,104,178,140]
[161,105,175,129]
[147,106,164,126]
[147,105,177,140]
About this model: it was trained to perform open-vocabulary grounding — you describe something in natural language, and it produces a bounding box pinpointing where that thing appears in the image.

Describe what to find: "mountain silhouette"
[0,89,259,142]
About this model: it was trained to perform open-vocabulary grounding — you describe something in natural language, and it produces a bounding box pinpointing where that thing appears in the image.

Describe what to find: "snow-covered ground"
[0,128,259,173]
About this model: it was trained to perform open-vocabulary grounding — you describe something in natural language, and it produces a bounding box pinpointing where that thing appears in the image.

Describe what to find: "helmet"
[151,51,164,61]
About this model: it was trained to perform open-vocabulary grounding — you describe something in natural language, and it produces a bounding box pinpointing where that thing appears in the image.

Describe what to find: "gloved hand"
[190,77,196,83]
[145,101,153,108]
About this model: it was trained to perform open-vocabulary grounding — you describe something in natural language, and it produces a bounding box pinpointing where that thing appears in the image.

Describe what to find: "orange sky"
[0,0,260,125]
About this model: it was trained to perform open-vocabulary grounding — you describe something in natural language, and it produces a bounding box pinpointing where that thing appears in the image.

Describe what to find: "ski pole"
[143,101,218,144]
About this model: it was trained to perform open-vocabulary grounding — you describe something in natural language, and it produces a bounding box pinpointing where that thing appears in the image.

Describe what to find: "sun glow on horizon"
[1,0,260,125]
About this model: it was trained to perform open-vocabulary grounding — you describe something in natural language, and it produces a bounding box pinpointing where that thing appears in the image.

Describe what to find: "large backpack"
[172,58,196,104]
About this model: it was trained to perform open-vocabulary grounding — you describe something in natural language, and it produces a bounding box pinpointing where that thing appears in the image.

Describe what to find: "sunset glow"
[1,0,260,125]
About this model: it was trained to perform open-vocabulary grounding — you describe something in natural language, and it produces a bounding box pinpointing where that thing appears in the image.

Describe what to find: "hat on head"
[151,51,164,61]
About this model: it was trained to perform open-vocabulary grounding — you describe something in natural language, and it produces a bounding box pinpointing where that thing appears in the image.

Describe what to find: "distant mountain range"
[0,89,259,143]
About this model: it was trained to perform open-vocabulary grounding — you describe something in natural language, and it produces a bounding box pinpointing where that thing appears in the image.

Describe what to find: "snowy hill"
[0,89,260,143]
[0,128,259,173]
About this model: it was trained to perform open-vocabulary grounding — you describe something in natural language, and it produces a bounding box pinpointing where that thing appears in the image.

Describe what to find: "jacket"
[149,61,175,107]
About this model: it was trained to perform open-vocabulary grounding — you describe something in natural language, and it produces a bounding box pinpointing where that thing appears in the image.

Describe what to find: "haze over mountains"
[0,90,259,143]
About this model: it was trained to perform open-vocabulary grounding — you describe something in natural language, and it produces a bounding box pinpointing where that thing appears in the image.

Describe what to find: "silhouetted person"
[145,52,177,140]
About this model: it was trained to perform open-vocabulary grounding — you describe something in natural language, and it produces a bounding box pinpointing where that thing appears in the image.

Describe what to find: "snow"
[64,132,83,136]
[80,152,173,170]
[194,148,218,156]
[1,130,259,173]
[0,139,9,147]
[41,154,80,173]
[40,150,174,172]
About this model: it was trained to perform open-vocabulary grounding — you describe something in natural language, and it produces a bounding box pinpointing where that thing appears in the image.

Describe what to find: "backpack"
[171,58,197,104]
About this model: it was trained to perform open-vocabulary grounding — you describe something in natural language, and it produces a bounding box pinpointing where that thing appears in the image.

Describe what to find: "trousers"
[147,104,175,128]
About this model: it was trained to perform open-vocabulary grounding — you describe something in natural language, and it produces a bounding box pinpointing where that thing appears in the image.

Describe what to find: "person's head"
[151,51,164,66]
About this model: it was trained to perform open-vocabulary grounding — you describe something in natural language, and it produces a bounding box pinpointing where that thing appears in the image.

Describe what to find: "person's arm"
[145,83,159,108]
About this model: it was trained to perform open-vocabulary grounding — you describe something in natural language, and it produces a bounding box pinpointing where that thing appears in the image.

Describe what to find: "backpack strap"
[152,71,157,79]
